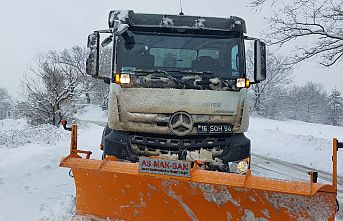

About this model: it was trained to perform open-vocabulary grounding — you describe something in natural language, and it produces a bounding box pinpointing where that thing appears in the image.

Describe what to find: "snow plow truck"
[60,10,340,220]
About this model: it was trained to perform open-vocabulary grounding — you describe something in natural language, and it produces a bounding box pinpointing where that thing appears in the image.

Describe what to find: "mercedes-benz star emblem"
[169,112,193,136]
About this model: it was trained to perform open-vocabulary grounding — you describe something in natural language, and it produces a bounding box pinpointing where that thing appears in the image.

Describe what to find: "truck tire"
[101,124,112,160]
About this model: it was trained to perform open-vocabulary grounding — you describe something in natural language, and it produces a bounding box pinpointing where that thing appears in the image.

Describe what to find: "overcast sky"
[0,0,342,97]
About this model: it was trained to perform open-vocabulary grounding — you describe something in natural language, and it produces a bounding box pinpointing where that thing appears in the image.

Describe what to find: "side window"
[231,45,239,77]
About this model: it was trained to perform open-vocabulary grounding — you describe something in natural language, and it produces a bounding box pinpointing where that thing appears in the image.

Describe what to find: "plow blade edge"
[60,157,337,221]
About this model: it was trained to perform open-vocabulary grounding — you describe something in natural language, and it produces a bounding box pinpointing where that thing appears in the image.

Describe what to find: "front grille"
[131,134,231,151]
[126,112,236,136]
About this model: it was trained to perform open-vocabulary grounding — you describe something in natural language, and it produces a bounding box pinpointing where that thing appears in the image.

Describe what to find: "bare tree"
[299,82,329,123]
[250,0,343,67]
[21,51,82,125]
[328,87,343,126]
[56,46,110,105]
[283,82,330,124]
[54,46,97,104]
[0,87,12,119]
[283,85,304,120]
[247,50,293,117]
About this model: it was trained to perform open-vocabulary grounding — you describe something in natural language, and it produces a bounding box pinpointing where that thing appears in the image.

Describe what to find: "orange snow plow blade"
[60,125,340,220]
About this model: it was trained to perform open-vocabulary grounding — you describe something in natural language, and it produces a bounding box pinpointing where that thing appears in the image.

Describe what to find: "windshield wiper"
[129,69,185,87]
[167,70,215,76]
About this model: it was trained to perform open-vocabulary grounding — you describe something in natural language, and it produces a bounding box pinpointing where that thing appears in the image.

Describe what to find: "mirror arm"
[96,29,114,34]
[244,35,258,41]
[249,81,259,85]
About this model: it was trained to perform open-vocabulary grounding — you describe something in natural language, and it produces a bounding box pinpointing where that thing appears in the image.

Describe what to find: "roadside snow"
[74,105,108,124]
[0,121,103,221]
[248,117,343,176]
[0,118,27,131]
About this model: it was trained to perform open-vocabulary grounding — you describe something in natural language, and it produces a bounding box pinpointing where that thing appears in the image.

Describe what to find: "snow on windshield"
[194,18,206,28]
[161,17,174,26]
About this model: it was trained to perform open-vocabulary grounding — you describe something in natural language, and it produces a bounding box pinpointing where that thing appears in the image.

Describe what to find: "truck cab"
[86,10,266,173]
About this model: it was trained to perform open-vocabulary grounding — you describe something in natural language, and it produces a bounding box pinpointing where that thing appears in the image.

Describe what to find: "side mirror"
[86,32,100,76]
[101,35,113,47]
[254,39,266,82]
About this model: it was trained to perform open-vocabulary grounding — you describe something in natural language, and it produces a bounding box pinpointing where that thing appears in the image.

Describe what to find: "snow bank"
[0,118,27,131]
[0,119,69,149]
[0,121,104,221]
[248,117,343,176]
[74,105,107,124]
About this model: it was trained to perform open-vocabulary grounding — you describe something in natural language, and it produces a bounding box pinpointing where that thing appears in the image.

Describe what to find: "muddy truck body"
[86,10,266,173]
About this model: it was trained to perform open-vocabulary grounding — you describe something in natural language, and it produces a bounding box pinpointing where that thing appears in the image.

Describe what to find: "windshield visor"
[117,31,244,79]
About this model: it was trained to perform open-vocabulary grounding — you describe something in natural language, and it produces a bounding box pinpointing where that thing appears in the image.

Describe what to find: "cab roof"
[108,10,247,33]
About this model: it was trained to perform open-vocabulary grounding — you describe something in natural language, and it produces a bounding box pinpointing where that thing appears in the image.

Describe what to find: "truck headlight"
[229,158,250,174]
[236,78,250,88]
[115,73,131,84]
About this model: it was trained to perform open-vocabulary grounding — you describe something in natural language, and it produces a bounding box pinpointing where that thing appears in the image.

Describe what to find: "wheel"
[101,124,112,160]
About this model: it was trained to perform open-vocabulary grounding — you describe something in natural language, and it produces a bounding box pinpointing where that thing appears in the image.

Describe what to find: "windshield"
[116,31,244,79]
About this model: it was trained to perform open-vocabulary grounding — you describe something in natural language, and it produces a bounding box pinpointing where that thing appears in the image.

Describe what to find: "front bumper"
[103,130,250,172]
